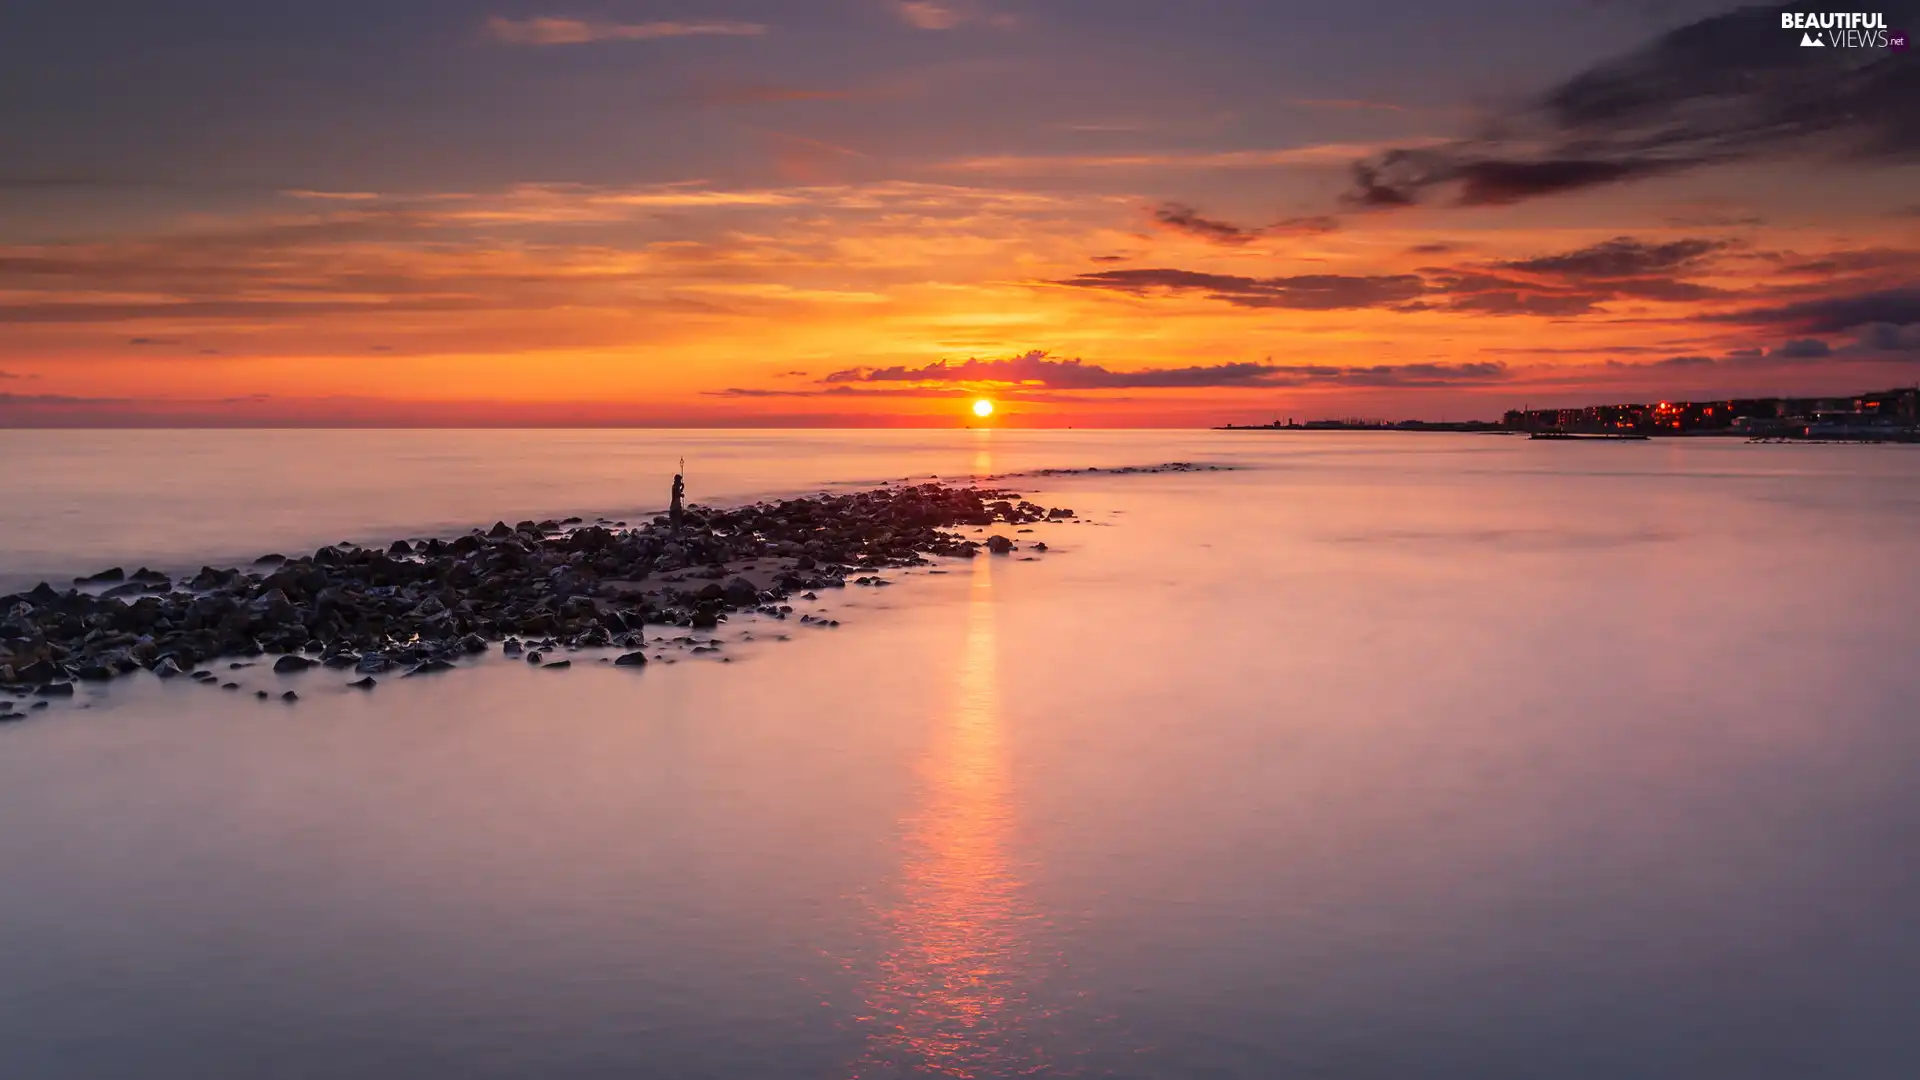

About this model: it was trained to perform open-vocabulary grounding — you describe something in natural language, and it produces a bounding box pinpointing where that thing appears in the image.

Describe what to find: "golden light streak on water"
[849,555,1049,1078]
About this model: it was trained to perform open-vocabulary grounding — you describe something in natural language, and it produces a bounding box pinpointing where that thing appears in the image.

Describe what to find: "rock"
[348,676,377,690]
[543,659,572,670]
[130,567,170,584]
[986,535,1015,554]
[459,633,487,654]
[75,567,126,585]
[76,664,113,682]
[1033,542,1048,552]
[281,691,299,702]
[405,659,454,676]
[272,654,316,674]
[15,659,66,684]
[221,682,240,690]
[253,553,286,565]
[614,651,649,667]
[31,701,49,710]
[487,521,513,539]
[152,657,184,679]
[255,690,269,699]
[36,682,75,697]
[502,639,524,657]
[526,650,544,664]
[388,540,413,555]
[722,577,759,607]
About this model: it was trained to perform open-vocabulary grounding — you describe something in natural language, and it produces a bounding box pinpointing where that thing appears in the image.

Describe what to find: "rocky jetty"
[0,482,1066,697]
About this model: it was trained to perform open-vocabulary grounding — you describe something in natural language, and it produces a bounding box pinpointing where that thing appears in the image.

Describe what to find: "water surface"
[3,431,1918,1078]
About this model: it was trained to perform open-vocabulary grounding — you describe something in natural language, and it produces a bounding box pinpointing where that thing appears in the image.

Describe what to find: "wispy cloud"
[941,142,1427,173]
[889,1,1014,31]
[816,350,1510,389]
[1148,202,1340,246]
[484,16,766,46]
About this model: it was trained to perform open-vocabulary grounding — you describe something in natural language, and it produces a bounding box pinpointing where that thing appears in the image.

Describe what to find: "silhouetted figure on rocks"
[669,461,685,534]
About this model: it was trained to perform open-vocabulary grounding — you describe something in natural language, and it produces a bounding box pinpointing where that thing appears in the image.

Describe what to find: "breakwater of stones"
[0,482,1073,713]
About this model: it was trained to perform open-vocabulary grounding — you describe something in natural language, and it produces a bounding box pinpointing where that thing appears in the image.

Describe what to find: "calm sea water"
[3,430,1919,1079]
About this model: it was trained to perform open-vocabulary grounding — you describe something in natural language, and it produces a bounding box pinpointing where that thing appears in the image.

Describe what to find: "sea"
[2,429,1918,1079]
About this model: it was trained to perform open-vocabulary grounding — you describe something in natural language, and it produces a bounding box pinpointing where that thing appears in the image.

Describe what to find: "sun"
[972,398,994,418]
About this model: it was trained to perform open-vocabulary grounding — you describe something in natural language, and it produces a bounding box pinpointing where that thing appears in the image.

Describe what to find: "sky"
[1,0,1917,427]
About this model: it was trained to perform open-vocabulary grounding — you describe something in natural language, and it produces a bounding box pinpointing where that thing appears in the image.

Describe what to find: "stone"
[986,535,1015,554]
[614,651,649,667]
[75,567,126,585]
[272,654,316,674]
[348,676,377,690]
[36,682,75,697]
[543,659,571,670]
[405,659,454,676]
[281,691,299,702]
[152,657,184,679]
[255,690,269,699]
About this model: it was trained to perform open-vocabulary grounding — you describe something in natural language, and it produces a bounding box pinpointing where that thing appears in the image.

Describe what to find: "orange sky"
[3,3,1917,426]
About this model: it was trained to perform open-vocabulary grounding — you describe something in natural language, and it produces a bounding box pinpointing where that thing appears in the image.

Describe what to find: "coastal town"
[1219,387,1920,441]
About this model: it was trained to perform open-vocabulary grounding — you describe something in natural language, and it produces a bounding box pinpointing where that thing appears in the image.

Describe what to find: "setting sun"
[972,399,994,418]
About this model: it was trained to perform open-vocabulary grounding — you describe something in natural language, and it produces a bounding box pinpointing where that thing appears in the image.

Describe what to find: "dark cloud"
[127,336,184,346]
[1606,354,1716,369]
[1151,203,1258,245]
[1856,323,1920,352]
[1148,205,1339,246]
[1053,268,1426,310]
[1773,337,1832,359]
[1090,254,1129,263]
[1346,7,1920,208]
[1406,242,1463,255]
[1712,289,1920,333]
[817,350,1508,389]
[0,369,35,380]
[1503,237,1726,278]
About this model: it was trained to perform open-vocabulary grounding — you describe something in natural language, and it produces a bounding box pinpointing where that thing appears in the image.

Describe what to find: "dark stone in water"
[986,535,1015,555]
[543,659,572,670]
[75,567,126,585]
[614,651,649,667]
[405,659,454,676]
[221,682,240,690]
[255,690,269,699]
[348,676,377,690]
[273,655,316,674]
[254,553,286,565]
[281,691,299,702]
[152,657,184,679]
[36,682,75,697]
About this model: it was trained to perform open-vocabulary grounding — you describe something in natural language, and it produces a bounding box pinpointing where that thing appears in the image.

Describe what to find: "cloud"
[1501,237,1726,279]
[893,2,962,29]
[1772,337,1832,359]
[816,350,1509,389]
[889,1,1012,30]
[1150,203,1259,245]
[1345,7,1919,208]
[941,142,1424,173]
[1053,267,1427,310]
[1712,289,1920,334]
[0,369,36,380]
[127,336,184,346]
[484,16,766,46]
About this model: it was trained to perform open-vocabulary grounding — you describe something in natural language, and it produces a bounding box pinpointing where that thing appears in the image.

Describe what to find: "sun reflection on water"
[850,558,1049,1078]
